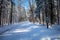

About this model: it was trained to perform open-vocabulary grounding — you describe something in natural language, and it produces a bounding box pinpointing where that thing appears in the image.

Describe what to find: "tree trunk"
[0,0,3,26]
[42,12,44,25]
[48,0,54,25]
[10,0,13,24]
[57,0,59,25]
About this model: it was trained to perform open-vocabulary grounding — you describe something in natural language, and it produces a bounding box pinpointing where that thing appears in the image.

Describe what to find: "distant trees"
[17,0,27,22]
[28,0,35,22]
[0,0,15,26]
[35,0,60,25]
[0,0,60,26]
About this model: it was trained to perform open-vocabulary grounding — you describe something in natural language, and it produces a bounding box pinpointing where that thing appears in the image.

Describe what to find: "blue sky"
[14,0,18,5]
[14,0,29,10]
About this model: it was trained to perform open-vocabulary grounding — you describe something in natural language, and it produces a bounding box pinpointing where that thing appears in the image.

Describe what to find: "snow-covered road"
[0,21,60,40]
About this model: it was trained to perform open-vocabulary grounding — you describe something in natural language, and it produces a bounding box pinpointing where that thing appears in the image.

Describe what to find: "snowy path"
[0,21,60,40]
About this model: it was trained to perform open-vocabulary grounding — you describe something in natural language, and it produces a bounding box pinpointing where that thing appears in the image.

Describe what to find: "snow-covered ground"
[0,21,31,34]
[0,21,60,40]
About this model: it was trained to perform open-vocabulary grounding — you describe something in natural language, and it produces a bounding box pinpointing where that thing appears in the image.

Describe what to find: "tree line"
[28,0,60,25]
[0,0,60,26]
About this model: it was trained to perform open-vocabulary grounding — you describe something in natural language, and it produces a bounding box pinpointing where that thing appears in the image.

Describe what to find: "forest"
[0,0,60,26]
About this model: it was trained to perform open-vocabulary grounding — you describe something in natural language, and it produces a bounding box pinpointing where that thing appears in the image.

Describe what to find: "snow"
[41,37,51,40]
[0,21,60,40]
[0,21,31,34]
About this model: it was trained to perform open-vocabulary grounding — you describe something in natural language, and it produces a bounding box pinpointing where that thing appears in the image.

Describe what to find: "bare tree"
[0,0,3,26]
[10,0,14,24]
[28,0,35,23]
[57,0,59,25]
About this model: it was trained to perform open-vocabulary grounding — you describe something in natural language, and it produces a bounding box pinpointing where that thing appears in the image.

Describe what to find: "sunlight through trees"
[0,0,60,26]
